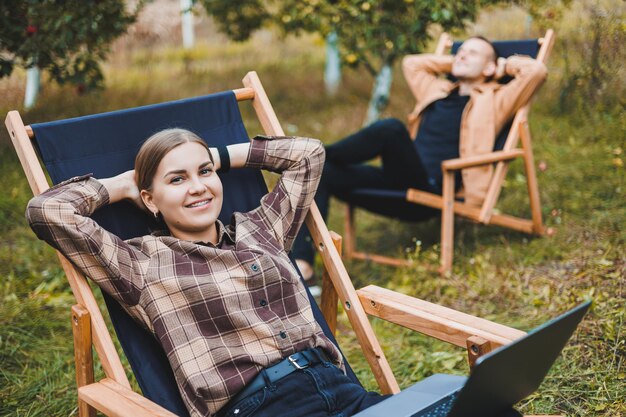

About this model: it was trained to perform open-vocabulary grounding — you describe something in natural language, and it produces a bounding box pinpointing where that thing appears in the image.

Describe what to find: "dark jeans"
[216,362,388,417]
[292,118,438,265]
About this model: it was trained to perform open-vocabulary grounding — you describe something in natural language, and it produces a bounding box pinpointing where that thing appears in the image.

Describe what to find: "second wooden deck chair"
[7,71,560,417]
[343,30,555,273]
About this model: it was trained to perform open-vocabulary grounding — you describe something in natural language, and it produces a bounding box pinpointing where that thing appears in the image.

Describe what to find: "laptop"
[354,301,591,417]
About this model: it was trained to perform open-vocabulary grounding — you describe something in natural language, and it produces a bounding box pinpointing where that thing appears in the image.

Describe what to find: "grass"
[1,8,625,417]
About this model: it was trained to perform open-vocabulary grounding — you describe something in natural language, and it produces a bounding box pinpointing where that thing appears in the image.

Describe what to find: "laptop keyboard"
[413,392,459,417]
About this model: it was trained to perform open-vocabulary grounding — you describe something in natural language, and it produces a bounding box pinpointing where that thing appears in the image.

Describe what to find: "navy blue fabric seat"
[31,92,359,416]
[347,39,540,221]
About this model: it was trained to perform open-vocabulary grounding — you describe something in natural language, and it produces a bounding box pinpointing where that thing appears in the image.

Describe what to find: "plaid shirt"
[27,136,342,417]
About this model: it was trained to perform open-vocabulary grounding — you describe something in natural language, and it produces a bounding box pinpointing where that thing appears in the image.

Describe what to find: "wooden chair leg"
[440,171,455,274]
[321,232,342,336]
[343,201,412,268]
[72,304,96,417]
[343,203,355,259]
[519,121,545,235]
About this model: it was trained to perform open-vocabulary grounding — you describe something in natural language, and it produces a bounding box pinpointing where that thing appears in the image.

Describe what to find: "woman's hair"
[135,128,212,191]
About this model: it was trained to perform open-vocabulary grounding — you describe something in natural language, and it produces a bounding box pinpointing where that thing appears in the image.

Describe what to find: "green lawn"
[1,21,624,417]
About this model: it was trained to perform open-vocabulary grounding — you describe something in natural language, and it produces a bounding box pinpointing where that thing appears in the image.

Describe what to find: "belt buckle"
[288,354,309,370]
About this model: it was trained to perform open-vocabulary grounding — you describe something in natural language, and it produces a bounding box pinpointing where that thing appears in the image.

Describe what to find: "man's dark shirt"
[414,90,470,193]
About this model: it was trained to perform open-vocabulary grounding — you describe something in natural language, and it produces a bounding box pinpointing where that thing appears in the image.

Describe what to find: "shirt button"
[250,263,259,272]
[279,331,287,339]
[260,299,267,307]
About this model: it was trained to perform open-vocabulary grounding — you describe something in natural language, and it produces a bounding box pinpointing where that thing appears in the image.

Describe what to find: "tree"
[198,0,508,124]
[196,0,270,42]
[324,31,342,96]
[0,0,143,96]
[181,0,196,49]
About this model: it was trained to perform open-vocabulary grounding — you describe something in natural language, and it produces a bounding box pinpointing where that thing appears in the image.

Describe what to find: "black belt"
[229,348,330,407]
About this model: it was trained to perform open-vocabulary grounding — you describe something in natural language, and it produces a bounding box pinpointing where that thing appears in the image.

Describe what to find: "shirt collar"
[212,220,235,246]
[471,80,500,94]
[151,219,234,247]
[446,80,501,96]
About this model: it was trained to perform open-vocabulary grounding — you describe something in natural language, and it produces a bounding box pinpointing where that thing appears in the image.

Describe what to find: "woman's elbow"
[308,138,326,167]
[25,194,67,240]
[310,138,325,157]
[301,138,326,177]
[25,196,49,238]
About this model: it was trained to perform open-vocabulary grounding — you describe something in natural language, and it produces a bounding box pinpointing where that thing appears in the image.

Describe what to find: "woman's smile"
[186,197,213,209]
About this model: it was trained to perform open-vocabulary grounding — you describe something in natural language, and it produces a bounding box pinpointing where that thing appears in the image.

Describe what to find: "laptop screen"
[447,301,591,417]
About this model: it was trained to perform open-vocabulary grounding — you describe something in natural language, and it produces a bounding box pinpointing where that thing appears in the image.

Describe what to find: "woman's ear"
[140,190,158,216]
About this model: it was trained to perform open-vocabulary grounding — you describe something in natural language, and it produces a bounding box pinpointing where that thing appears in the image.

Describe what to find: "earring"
[153,211,159,219]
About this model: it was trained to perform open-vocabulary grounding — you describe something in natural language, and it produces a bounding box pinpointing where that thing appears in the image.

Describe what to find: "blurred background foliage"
[199,0,507,74]
[200,0,626,127]
[525,0,625,116]
[0,0,144,90]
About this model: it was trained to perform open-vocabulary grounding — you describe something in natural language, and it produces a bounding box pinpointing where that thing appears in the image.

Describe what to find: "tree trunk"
[324,32,341,96]
[24,66,40,109]
[181,0,195,49]
[364,63,392,126]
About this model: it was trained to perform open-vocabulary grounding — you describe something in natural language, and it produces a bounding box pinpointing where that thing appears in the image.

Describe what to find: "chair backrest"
[26,91,359,415]
[452,39,540,72]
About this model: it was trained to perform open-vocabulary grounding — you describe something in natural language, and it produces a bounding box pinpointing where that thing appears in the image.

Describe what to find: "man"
[293,36,547,286]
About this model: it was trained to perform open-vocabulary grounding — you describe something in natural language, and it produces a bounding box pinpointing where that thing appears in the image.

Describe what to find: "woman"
[27,128,386,417]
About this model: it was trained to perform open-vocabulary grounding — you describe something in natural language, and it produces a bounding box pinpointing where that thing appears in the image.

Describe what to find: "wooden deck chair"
[7,71,560,417]
[343,30,555,273]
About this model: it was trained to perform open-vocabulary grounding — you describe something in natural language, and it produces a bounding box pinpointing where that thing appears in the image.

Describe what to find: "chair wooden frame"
[343,30,556,273]
[7,71,559,417]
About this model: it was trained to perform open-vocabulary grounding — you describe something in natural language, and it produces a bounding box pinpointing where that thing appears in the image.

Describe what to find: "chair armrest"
[441,149,525,171]
[356,285,526,348]
[78,378,179,417]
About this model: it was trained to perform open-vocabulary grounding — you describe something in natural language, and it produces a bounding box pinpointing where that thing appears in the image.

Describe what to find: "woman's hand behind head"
[122,170,147,211]
[99,170,147,212]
